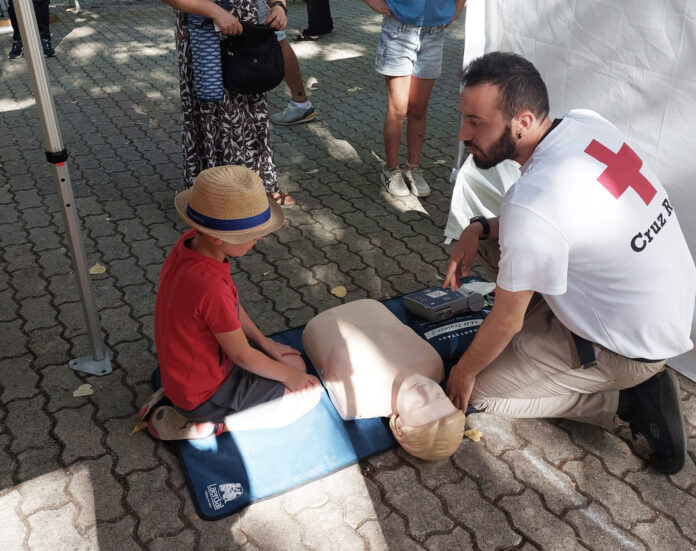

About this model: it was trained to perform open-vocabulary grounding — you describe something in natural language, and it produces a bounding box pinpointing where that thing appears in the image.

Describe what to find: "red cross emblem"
[584,140,656,205]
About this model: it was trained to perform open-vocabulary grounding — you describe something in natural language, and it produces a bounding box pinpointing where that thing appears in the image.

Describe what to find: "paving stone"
[625,469,696,540]
[18,464,70,514]
[0,490,27,550]
[105,417,160,475]
[423,526,475,551]
[400,453,462,491]
[632,513,696,551]
[564,455,653,529]
[54,404,106,464]
[14,443,62,484]
[437,477,521,551]
[89,375,136,420]
[357,512,427,551]
[101,304,144,344]
[0,354,39,402]
[127,465,185,542]
[560,420,645,476]
[502,447,586,514]
[499,490,581,550]
[239,495,305,551]
[10,268,47,301]
[349,266,396,299]
[7,395,53,455]
[68,455,126,531]
[0,318,29,358]
[296,500,365,550]
[27,502,88,551]
[115,337,159,386]
[451,439,523,501]
[373,465,454,542]
[465,413,526,456]
[565,501,646,551]
[149,529,198,551]
[41,364,88,412]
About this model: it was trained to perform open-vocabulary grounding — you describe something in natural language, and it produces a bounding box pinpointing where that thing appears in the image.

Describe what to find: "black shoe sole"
[629,369,686,475]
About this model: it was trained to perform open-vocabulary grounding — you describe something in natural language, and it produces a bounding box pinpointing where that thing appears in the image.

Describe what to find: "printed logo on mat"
[206,482,244,510]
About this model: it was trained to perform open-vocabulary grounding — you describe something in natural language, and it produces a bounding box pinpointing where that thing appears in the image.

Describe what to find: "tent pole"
[13,0,111,376]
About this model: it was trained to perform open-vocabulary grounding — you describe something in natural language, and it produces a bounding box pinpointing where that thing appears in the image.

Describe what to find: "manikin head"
[389,374,466,461]
[459,51,550,169]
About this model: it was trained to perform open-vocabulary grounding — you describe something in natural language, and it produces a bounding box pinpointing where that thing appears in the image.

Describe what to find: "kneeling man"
[445,51,695,474]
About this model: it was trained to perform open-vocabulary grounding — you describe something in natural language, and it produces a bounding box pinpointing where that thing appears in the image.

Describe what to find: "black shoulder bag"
[220,23,285,95]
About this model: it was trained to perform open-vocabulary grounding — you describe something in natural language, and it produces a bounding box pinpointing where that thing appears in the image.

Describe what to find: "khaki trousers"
[469,240,665,430]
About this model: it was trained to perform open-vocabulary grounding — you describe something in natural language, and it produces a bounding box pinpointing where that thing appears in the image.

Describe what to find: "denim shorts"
[375,15,446,79]
[256,0,286,42]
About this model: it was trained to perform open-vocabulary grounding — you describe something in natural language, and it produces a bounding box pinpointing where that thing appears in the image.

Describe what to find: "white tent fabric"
[449,0,696,380]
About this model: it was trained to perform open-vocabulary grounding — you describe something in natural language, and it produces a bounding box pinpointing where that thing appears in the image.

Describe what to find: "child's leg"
[222,353,322,432]
[384,75,412,168]
[405,77,436,167]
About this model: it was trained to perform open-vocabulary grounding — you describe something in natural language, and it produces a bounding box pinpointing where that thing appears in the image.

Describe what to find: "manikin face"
[459,82,519,169]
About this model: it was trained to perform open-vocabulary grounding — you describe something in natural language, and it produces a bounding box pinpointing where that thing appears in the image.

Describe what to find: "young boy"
[141,165,321,440]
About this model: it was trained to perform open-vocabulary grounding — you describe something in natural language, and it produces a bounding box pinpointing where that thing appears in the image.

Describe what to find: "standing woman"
[363,0,465,198]
[161,0,296,207]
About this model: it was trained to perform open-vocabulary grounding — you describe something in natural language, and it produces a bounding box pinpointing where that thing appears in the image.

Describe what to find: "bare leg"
[280,39,307,102]
[222,354,322,432]
[384,75,411,168]
[405,77,436,167]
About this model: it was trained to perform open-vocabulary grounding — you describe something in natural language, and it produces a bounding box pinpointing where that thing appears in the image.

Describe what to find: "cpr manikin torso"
[303,299,466,460]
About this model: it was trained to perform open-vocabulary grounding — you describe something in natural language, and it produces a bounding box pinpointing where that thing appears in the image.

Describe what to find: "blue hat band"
[186,204,271,231]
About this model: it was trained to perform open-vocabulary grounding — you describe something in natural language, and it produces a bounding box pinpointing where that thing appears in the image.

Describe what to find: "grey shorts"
[178,366,286,423]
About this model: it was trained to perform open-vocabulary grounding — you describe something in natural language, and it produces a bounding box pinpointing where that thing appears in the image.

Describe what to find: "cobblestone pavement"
[1,1,695,550]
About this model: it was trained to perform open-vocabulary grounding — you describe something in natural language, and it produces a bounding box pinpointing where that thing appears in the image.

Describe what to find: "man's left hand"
[266,4,287,30]
[447,363,476,411]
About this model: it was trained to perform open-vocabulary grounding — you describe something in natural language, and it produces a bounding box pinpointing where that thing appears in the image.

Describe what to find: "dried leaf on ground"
[89,263,106,275]
[463,428,483,442]
[131,421,148,434]
[73,383,94,397]
[331,285,347,298]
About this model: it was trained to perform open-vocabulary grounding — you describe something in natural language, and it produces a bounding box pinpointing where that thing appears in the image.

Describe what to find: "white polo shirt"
[497,110,695,359]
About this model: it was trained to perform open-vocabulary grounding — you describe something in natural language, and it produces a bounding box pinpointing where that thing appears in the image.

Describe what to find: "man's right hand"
[443,224,481,291]
[363,0,393,17]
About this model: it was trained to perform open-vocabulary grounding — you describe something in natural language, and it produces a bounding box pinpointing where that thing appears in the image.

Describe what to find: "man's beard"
[466,123,518,169]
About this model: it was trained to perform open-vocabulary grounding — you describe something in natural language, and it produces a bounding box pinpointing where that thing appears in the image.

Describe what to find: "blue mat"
[155,286,492,520]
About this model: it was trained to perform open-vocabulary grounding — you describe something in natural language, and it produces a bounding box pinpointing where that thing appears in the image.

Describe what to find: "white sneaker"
[271,101,317,125]
[403,166,431,197]
[381,166,410,196]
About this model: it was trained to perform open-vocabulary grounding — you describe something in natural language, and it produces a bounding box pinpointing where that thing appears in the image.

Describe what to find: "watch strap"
[469,216,490,240]
[270,1,288,14]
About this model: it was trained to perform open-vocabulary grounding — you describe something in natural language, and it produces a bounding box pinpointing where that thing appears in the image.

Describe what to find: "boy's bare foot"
[268,191,296,208]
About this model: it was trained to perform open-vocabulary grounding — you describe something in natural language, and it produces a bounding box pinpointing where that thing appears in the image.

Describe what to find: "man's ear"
[513,110,536,137]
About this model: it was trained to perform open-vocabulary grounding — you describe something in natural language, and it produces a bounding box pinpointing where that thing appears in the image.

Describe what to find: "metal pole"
[13,0,111,375]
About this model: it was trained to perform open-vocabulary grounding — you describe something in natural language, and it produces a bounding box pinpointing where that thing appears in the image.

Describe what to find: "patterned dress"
[175,0,278,192]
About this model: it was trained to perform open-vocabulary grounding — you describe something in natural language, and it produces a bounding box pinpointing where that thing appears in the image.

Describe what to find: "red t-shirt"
[154,229,242,409]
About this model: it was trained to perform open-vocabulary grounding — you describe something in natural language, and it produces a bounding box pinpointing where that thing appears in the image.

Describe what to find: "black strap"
[571,332,664,368]
[571,332,598,369]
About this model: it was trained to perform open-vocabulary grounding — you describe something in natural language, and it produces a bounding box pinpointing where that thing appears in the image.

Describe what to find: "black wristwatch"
[270,1,287,14]
[469,216,490,240]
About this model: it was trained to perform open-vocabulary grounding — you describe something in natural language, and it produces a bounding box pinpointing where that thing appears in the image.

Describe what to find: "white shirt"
[497,110,695,359]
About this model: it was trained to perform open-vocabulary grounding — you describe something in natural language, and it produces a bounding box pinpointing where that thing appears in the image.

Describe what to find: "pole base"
[69,352,112,376]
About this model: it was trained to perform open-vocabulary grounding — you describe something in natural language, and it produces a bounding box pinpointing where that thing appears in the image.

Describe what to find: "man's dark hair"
[461,51,549,120]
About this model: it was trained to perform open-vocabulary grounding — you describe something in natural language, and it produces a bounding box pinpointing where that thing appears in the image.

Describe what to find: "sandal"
[147,406,225,441]
[268,191,296,208]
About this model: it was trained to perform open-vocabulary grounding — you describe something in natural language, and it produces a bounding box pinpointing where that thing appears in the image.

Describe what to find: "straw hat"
[174,166,284,244]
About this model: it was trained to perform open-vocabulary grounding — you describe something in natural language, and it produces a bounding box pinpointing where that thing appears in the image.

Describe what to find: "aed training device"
[403,286,486,322]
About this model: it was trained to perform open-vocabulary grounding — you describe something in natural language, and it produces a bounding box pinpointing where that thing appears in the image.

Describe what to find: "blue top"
[385,0,455,27]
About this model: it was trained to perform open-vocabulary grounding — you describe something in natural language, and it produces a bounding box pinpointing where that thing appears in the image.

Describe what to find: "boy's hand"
[283,370,321,393]
[262,338,301,362]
